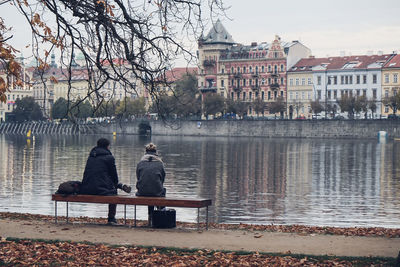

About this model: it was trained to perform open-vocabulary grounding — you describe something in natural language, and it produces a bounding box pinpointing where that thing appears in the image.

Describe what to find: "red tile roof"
[163,67,198,83]
[290,54,394,72]
[384,54,400,68]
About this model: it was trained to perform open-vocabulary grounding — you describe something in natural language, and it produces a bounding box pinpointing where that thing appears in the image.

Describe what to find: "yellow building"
[381,54,400,116]
[286,57,326,119]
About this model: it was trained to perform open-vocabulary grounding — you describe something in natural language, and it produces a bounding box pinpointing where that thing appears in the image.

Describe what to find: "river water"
[0,134,399,228]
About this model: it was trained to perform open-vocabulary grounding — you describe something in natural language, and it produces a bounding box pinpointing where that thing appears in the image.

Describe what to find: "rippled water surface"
[1,134,400,228]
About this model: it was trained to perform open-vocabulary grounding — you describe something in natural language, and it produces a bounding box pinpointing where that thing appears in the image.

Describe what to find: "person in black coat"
[136,143,166,225]
[80,138,120,224]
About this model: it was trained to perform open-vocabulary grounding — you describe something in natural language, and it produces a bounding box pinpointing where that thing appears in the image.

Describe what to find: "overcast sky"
[1,0,400,63]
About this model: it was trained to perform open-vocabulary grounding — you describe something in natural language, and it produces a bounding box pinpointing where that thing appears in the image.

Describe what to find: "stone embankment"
[1,120,400,139]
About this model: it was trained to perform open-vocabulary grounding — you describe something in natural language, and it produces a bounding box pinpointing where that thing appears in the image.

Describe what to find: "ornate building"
[197,20,311,117]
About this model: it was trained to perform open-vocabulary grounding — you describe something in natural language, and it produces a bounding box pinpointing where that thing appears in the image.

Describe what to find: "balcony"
[251,85,260,91]
[203,59,216,67]
[251,72,259,78]
[270,72,280,77]
[270,83,280,90]
[199,86,217,93]
[231,72,242,79]
[232,86,242,92]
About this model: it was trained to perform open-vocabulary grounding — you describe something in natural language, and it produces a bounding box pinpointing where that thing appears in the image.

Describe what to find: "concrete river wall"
[96,119,400,139]
[1,120,400,139]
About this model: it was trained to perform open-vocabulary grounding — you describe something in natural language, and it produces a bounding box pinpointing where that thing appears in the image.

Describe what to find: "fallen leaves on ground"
[1,212,399,238]
[0,239,390,266]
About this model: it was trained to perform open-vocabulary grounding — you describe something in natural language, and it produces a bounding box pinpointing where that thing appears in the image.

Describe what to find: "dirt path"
[1,218,399,258]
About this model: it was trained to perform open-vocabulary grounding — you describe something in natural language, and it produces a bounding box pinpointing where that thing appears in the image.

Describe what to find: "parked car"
[295,115,306,120]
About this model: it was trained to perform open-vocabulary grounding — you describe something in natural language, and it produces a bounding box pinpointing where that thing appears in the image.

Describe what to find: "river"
[0,134,399,228]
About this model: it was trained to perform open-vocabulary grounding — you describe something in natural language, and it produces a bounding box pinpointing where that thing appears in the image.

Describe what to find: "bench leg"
[55,201,58,224]
[197,208,200,231]
[66,202,69,224]
[206,206,209,230]
[134,205,137,227]
[124,205,127,225]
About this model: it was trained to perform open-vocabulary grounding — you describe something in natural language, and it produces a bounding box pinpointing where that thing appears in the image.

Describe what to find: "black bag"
[55,181,82,195]
[152,209,176,228]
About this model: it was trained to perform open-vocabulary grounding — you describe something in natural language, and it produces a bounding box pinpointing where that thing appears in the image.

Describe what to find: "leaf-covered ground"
[0,238,395,266]
[1,212,400,238]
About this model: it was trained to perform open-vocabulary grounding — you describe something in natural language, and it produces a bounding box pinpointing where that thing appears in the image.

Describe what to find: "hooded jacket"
[80,146,119,196]
[136,152,166,197]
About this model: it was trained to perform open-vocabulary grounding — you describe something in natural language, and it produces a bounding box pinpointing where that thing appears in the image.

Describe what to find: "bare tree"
[5,0,226,116]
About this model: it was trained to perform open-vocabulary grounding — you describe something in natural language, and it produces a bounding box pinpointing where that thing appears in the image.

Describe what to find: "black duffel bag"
[152,209,176,228]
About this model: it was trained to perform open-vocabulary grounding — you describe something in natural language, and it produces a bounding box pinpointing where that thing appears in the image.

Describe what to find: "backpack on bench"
[55,181,82,195]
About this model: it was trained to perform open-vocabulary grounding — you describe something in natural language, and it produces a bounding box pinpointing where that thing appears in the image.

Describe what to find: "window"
[363,75,367,84]
[255,66,259,74]
[385,90,389,98]
[289,92,293,100]
[262,91,265,100]
[295,92,299,99]
[356,75,360,84]
[384,74,389,83]
[268,65,271,72]
[289,78,293,86]
[249,92,252,100]
[268,78,271,84]
[333,76,337,85]
[231,92,234,99]
[221,68,224,74]
[237,67,240,73]
[345,76,348,84]
[268,91,271,100]
[221,80,224,87]
[308,78,312,85]
[243,92,246,101]
[281,91,284,97]
[372,89,377,99]
[301,78,305,85]
[302,92,305,99]
[295,78,299,85]
[249,66,253,73]
[243,67,246,73]
[363,89,366,96]
[334,90,337,99]
[373,74,377,84]
[394,74,398,83]
[261,66,265,73]
[317,90,321,99]
[280,64,284,72]
[349,76,353,84]
[237,92,240,99]
[385,106,389,113]
[341,76,344,84]
[274,65,278,73]
[281,77,284,85]
[308,92,311,99]
[317,76,321,85]
[356,89,360,96]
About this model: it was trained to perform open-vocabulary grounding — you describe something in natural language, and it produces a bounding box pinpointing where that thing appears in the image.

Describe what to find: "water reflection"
[1,134,400,227]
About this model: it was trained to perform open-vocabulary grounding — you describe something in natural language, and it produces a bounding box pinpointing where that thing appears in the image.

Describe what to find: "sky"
[1,0,400,64]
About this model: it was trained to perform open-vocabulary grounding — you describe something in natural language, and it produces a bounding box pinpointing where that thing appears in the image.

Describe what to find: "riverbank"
[2,119,400,138]
[1,212,399,266]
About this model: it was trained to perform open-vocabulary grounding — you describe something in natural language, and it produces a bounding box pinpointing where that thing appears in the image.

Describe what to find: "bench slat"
[52,194,212,208]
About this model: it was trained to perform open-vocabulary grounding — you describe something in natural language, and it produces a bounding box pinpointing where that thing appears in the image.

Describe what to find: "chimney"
[377,50,383,56]
[367,50,373,56]
[309,55,315,59]
[340,51,345,57]
[251,42,257,47]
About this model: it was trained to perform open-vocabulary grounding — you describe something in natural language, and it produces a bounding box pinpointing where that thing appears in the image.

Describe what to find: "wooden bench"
[51,194,212,230]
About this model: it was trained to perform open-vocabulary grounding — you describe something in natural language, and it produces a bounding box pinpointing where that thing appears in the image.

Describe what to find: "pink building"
[198,20,311,116]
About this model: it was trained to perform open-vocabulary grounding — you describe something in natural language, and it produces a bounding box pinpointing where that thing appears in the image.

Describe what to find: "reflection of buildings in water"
[309,140,382,220]
[285,140,312,217]
[379,141,400,203]
[198,138,288,223]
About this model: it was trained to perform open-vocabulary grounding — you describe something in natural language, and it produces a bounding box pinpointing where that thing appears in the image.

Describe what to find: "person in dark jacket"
[136,143,166,225]
[80,138,120,224]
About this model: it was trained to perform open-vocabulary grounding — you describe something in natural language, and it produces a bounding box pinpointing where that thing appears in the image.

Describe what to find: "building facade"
[197,20,311,117]
[382,54,400,116]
